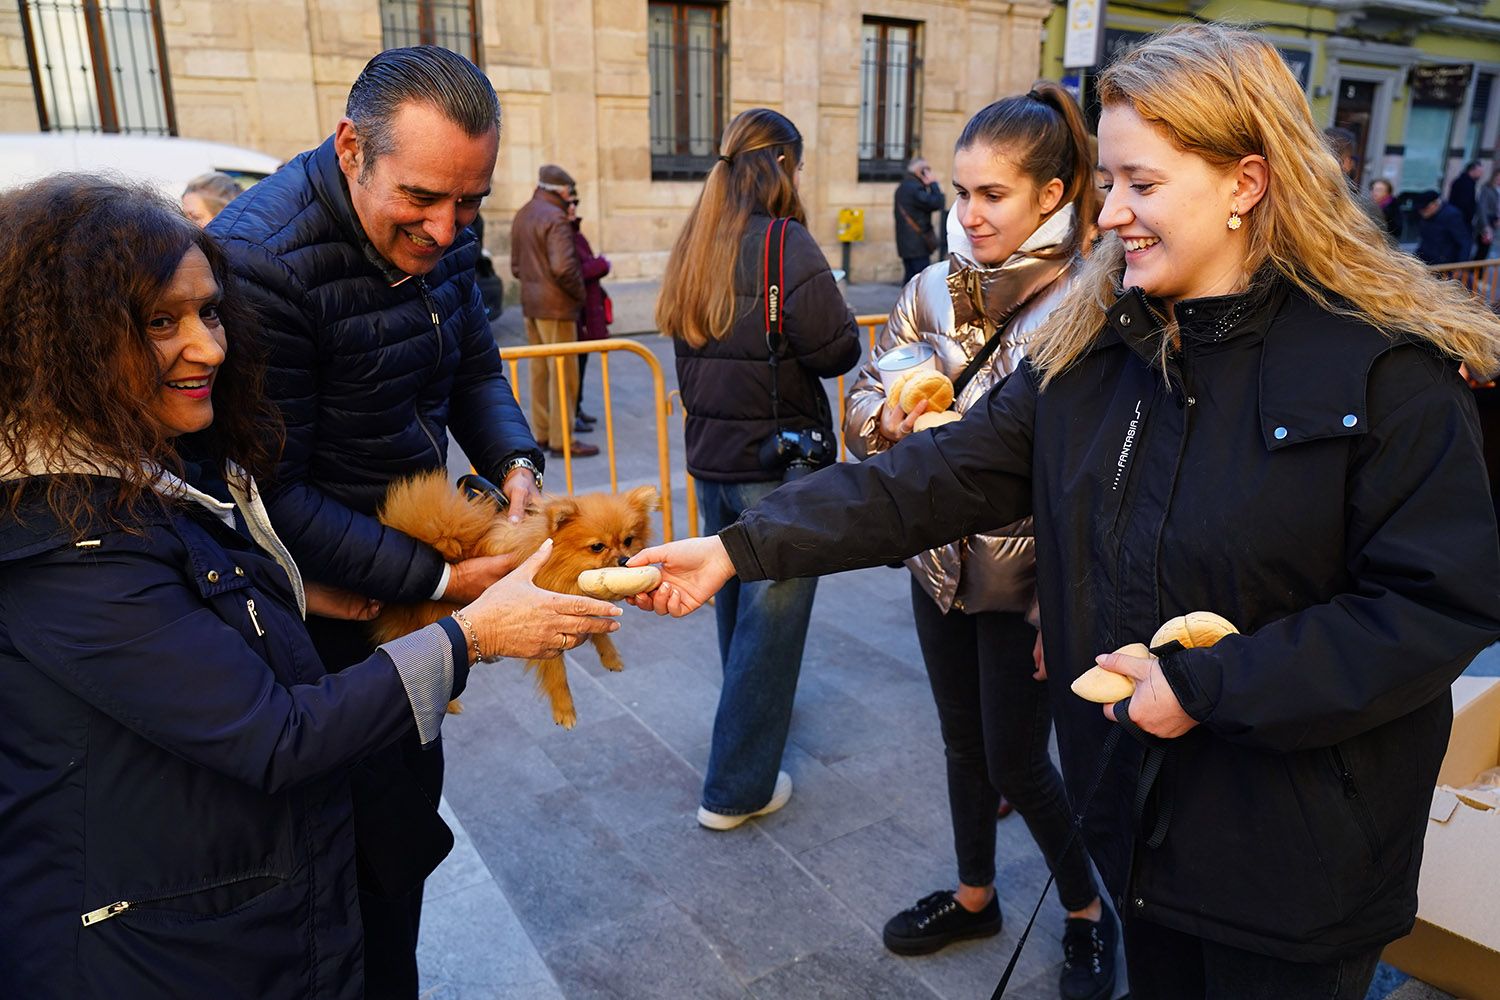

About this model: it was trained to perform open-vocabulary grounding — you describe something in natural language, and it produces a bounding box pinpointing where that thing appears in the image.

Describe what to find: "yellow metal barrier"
[500,338,677,542]
[835,313,888,461]
[1430,258,1500,302]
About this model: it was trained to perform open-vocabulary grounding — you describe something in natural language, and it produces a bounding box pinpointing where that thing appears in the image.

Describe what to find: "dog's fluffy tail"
[378,470,496,563]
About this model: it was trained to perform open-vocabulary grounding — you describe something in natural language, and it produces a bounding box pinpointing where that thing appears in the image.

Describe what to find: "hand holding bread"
[1070,612,1238,704]
[879,367,956,442]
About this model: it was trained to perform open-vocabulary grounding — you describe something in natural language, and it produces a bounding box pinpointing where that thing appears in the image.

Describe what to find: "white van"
[0,133,282,199]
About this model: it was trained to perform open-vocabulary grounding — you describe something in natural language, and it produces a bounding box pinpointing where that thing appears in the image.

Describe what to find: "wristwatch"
[499,455,543,494]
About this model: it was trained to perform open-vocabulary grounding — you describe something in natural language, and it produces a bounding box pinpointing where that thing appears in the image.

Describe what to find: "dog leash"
[988,724,1123,999]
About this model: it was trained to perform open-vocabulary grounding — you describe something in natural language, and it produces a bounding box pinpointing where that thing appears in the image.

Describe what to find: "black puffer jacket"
[209,138,541,602]
[721,281,1500,961]
[674,214,861,482]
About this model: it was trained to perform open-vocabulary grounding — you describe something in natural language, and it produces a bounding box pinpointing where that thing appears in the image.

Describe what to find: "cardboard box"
[1381,676,1500,1000]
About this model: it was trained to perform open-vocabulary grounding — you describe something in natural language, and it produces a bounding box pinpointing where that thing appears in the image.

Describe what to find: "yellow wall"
[0,0,1055,283]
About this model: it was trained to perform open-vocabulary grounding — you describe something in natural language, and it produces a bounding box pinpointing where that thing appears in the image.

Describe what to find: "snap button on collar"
[1274,426,1288,440]
[234,566,246,577]
[1342,414,1357,428]
[207,570,221,583]
[1119,313,1132,327]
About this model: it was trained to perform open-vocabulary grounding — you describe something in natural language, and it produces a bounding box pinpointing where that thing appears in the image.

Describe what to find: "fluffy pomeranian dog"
[371,470,659,728]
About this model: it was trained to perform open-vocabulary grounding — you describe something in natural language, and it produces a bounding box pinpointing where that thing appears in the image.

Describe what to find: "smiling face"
[147,245,226,437]
[951,144,1063,266]
[1096,103,1263,306]
[336,101,497,276]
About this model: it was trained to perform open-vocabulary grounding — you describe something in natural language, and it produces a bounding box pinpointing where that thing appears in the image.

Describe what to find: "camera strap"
[763,217,792,427]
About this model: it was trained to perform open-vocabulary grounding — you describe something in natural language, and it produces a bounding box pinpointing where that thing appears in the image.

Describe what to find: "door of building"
[1334,79,1378,187]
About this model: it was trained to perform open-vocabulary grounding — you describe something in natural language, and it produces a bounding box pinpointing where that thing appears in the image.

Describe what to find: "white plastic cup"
[874,342,938,388]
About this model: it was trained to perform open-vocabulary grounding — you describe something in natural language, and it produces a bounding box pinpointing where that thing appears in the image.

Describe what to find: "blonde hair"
[655,108,806,348]
[1029,23,1500,386]
[181,172,241,218]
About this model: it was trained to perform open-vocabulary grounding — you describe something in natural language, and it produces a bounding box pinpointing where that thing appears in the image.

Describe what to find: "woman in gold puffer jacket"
[844,84,1117,1000]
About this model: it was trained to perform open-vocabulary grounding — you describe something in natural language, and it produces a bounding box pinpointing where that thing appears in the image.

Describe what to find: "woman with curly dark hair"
[0,176,621,999]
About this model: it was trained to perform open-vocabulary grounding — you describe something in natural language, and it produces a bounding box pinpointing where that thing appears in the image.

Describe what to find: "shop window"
[648,1,726,180]
[381,0,481,65]
[858,17,922,182]
[19,0,175,135]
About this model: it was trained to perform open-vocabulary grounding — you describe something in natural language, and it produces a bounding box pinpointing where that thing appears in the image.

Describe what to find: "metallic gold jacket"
[844,206,1077,614]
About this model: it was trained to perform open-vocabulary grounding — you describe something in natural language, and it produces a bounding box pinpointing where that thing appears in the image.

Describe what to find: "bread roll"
[577,565,662,600]
[885,370,916,411]
[899,370,955,414]
[1070,643,1150,703]
[1150,611,1238,650]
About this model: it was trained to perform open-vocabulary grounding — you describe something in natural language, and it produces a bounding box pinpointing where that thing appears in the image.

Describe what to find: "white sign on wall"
[1064,0,1105,71]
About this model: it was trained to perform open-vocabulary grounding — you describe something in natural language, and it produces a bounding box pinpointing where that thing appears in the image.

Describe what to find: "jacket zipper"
[246,598,265,637]
[81,871,280,927]
[1329,745,1381,864]
[414,278,445,463]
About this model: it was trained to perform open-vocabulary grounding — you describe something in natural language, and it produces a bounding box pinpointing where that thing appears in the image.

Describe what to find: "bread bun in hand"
[898,370,955,414]
[1070,612,1239,704]
[885,370,916,411]
[1071,643,1150,703]
[1150,611,1238,650]
[577,565,662,600]
[912,410,962,432]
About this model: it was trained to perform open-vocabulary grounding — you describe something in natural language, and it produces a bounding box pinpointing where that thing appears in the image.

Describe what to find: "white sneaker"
[696,771,793,831]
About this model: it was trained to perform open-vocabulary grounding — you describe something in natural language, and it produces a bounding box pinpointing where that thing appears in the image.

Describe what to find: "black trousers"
[308,616,442,1000]
[1124,918,1382,999]
[909,579,1098,909]
[901,254,931,286]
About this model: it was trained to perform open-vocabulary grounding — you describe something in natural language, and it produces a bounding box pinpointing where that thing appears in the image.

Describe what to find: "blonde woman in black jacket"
[631,25,1500,998]
[656,108,862,831]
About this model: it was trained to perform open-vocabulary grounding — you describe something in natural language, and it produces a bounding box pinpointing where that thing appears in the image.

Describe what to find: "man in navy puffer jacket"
[210,46,543,998]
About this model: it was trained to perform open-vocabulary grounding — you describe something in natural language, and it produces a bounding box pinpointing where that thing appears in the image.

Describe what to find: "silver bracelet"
[499,455,543,494]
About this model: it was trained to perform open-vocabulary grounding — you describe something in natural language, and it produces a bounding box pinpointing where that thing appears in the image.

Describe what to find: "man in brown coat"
[510,164,597,456]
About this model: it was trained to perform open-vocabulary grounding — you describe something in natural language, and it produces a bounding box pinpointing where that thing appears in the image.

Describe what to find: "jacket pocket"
[82,870,287,927]
[1328,744,1382,869]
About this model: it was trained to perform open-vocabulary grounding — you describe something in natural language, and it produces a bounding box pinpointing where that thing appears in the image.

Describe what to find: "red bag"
[602,289,613,326]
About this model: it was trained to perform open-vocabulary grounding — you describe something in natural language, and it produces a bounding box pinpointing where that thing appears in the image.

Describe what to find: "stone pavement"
[418,287,1488,999]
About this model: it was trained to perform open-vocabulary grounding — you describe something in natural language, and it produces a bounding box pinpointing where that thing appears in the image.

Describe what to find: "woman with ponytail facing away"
[844,84,1116,999]
[631,24,1500,997]
[655,108,861,831]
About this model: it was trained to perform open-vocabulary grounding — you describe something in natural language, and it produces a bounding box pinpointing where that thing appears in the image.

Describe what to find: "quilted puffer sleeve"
[447,278,545,481]
[220,236,446,602]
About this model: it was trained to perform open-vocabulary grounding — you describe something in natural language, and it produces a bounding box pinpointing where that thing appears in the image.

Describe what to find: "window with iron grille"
[648,1,726,180]
[380,0,481,65]
[19,0,175,135]
[858,17,922,183]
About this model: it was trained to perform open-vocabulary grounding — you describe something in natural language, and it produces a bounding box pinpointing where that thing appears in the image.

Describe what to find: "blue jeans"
[697,478,819,814]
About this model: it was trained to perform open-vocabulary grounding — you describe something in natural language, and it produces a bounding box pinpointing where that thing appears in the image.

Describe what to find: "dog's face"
[540,485,660,586]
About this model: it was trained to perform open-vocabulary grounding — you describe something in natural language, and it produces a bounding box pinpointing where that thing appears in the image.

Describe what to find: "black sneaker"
[1060,904,1117,1000]
[882,889,1002,956]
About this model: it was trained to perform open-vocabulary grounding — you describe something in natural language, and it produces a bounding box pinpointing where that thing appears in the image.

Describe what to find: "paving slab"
[541,902,752,1000]
[623,813,870,982]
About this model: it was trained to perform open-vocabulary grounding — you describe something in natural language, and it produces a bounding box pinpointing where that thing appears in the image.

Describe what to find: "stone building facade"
[1,1,1049,285]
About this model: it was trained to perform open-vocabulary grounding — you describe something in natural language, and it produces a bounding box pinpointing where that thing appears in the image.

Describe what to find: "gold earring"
[1227,209,1243,231]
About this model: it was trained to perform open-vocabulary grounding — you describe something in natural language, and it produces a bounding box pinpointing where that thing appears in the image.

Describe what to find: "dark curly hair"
[0,175,279,532]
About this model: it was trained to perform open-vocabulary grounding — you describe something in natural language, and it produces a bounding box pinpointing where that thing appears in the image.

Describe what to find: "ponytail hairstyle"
[1028,22,1500,387]
[655,108,806,347]
[955,80,1096,261]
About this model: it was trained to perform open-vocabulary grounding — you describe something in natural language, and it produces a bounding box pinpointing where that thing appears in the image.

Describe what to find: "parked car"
[0,133,281,200]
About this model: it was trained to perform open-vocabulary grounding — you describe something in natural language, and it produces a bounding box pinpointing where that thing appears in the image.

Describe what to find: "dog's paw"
[553,704,578,729]
[598,649,624,672]
[447,698,464,715]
